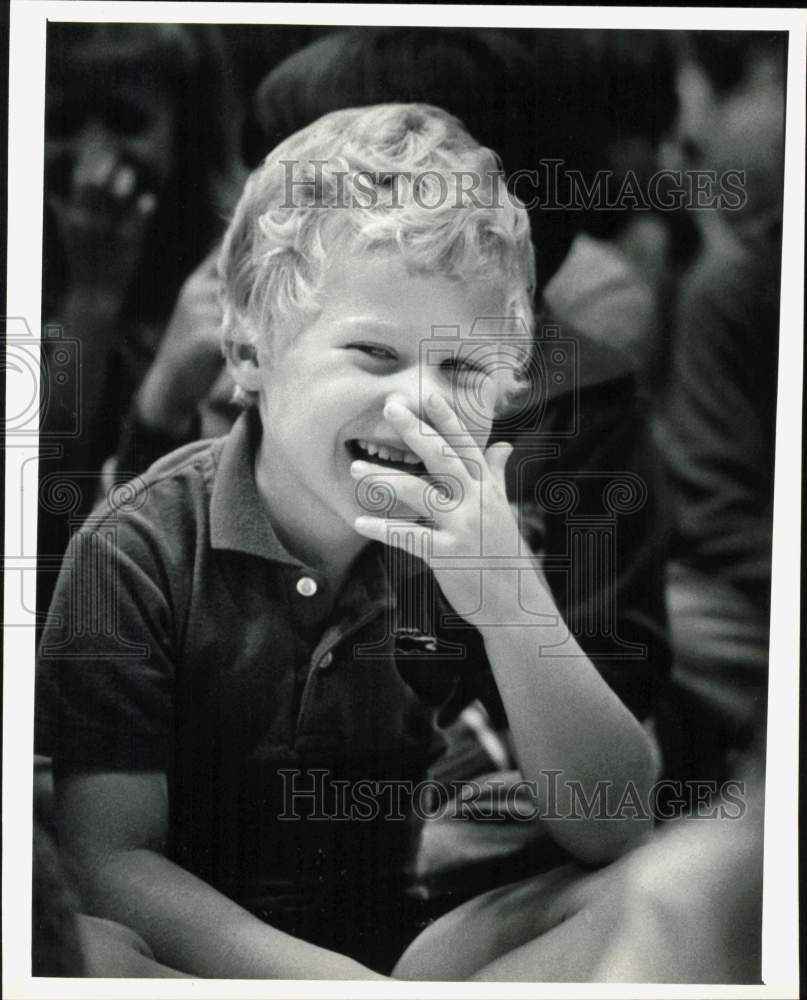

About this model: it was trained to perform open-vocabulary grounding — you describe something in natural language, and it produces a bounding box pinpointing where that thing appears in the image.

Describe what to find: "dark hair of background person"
[43,22,245,323]
[684,29,788,93]
[249,27,681,287]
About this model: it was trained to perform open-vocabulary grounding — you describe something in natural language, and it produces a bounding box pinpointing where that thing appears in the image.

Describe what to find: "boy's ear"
[224,339,263,393]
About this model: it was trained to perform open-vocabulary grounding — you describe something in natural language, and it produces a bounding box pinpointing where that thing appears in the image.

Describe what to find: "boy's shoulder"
[88,412,268,568]
[141,436,224,493]
[102,436,224,521]
[77,436,228,572]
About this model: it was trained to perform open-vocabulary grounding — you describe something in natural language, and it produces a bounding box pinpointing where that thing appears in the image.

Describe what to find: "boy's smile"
[346,438,425,472]
[231,244,511,570]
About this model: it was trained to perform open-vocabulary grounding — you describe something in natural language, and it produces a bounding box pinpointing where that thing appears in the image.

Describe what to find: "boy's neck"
[253,444,367,595]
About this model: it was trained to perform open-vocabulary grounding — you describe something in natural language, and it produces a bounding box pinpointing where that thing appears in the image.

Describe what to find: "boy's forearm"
[479,570,657,863]
[80,847,387,980]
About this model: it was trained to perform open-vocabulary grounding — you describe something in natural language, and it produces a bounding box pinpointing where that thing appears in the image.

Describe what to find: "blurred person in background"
[38,23,245,615]
[654,30,786,782]
[534,30,699,388]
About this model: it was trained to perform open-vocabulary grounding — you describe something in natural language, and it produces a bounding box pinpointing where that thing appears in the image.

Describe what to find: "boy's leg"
[394,862,596,980]
[394,810,762,983]
[75,915,191,978]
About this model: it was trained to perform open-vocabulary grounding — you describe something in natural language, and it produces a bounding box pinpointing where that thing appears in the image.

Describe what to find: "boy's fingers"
[423,393,488,478]
[351,463,464,519]
[383,399,477,481]
[354,515,434,556]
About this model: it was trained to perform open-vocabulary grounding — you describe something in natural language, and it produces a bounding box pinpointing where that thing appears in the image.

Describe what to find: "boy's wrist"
[464,565,557,639]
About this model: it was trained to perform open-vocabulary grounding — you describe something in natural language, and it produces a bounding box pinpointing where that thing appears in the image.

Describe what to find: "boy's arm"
[55,765,387,980]
[354,394,657,865]
[477,573,657,864]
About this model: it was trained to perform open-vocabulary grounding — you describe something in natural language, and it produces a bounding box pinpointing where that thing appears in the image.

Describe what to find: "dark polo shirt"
[35,409,490,968]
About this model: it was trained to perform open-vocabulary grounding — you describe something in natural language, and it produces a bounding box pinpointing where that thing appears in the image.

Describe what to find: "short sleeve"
[35,514,178,770]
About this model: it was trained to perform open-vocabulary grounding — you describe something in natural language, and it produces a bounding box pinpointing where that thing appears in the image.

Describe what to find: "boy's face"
[236,245,513,536]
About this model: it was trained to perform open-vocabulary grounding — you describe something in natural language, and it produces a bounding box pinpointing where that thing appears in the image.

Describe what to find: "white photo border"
[5,3,805,998]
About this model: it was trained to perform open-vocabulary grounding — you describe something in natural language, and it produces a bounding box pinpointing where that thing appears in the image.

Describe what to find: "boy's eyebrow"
[335,317,402,335]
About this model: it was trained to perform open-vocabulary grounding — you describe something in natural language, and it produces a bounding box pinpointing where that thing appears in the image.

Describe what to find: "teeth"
[355,439,422,466]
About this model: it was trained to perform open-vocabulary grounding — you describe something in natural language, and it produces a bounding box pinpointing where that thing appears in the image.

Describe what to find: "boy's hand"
[353,396,657,864]
[352,393,543,626]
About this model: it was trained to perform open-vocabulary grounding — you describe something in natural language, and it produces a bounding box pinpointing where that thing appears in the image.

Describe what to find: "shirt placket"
[292,559,393,735]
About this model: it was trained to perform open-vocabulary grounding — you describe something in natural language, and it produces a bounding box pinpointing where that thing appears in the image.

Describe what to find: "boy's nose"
[386,367,449,425]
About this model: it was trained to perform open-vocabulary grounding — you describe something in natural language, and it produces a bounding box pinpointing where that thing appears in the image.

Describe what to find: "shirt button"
[319,651,334,670]
[296,576,318,597]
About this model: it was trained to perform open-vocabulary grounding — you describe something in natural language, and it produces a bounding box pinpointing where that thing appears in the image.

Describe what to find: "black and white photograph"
[4,3,805,996]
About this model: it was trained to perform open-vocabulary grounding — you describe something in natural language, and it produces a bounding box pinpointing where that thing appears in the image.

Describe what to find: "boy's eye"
[346,343,398,362]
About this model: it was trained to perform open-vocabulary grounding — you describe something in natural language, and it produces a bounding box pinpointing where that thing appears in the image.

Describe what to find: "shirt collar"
[210,408,300,564]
